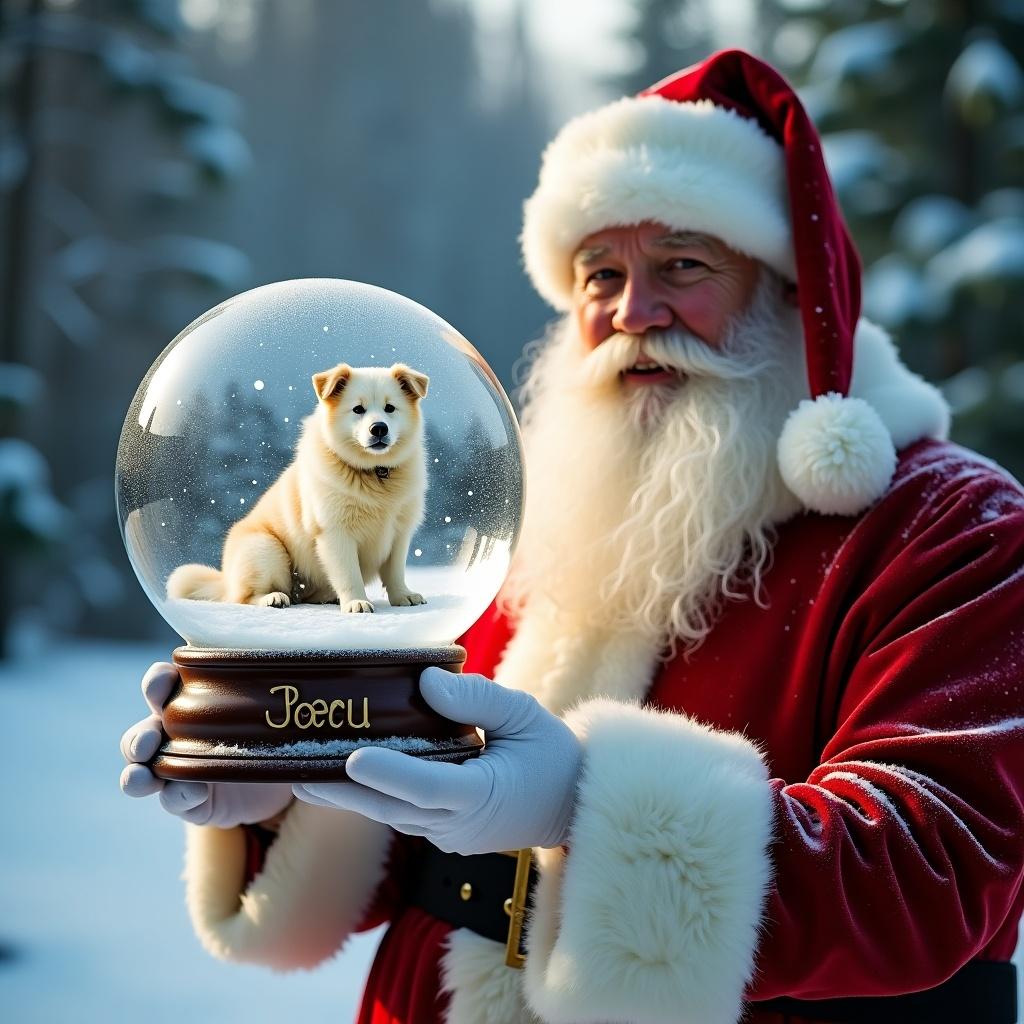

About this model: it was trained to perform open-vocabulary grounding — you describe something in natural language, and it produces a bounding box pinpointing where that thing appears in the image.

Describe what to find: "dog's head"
[312,362,429,467]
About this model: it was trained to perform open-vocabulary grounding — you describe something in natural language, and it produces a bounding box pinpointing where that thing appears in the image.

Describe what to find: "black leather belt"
[410,847,1017,1020]
[409,846,538,967]
[756,960,1017,1022]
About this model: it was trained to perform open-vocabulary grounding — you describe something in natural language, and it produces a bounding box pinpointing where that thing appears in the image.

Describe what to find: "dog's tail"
[166,563,224,601]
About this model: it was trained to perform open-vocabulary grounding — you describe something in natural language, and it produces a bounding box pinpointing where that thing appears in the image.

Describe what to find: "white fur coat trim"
[847,319,950,450]
[521,95,793,311]
[184,798,393,970]
[523,698,775,1024]
[492,610,663,715]
[441,927,541,1024]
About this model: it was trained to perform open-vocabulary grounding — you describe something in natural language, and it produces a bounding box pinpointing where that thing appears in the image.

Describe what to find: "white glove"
[293,667,582,855]
[120,661,294,829]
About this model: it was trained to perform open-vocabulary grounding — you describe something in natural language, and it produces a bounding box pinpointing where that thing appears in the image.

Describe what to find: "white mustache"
[579,329,779,389]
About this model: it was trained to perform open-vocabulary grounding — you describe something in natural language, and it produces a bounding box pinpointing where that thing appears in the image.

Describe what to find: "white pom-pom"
[777,393,897,516]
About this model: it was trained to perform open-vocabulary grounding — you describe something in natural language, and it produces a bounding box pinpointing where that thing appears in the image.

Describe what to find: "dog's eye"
[353,405,366,415]
[384,404,395,413]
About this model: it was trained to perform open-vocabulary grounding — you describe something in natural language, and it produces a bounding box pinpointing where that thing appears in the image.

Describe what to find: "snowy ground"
[1,641,382,1023]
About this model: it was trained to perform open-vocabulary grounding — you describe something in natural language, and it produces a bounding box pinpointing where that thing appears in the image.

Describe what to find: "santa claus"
[121,50,1024,1024]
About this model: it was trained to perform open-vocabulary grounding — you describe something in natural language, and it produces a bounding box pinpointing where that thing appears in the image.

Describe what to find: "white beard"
[496,273,807,712]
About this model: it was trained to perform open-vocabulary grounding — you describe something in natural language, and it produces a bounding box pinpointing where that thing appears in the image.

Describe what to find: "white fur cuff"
[523,699,775,1024]
[185,798,393,970]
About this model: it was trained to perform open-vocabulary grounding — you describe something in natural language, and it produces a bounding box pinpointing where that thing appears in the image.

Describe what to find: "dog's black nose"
[370,421,389,439]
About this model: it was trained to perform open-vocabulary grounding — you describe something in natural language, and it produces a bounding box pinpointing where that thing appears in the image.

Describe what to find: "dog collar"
[375,466,390,479]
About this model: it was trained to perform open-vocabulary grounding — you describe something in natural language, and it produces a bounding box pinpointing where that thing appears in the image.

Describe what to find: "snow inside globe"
[116,279,523,655]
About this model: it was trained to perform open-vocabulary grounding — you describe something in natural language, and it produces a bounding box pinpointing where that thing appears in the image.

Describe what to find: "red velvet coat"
[350,439,1024,1023]
[189,438,1023,1023]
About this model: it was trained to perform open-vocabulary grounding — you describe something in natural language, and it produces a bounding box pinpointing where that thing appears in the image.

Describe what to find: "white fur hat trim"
[777,392,897,517]
[521,95,795,311]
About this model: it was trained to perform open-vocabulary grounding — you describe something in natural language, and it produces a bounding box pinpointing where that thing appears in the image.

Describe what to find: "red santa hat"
[521,49,900,516]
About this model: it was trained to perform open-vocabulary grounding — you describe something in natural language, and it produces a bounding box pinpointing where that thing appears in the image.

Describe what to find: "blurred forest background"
[2,0,1023,657]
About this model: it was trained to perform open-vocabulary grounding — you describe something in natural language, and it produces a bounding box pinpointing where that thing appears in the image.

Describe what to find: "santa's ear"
[391,363,429,401]
[312,363,352,402]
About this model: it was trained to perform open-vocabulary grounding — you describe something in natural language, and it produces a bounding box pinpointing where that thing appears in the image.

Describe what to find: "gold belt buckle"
[501,848,533,969]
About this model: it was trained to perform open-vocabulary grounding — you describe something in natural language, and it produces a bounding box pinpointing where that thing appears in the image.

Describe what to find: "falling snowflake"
[254,380,265,391]
[414,548,422,557]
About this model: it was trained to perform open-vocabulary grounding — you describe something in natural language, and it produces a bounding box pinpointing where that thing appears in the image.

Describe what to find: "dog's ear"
[312,363,352,402]
[391,363,429,401]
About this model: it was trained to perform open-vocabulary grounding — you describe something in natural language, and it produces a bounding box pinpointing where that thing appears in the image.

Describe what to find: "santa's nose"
[370,422,389,439]
[611,278,673,336]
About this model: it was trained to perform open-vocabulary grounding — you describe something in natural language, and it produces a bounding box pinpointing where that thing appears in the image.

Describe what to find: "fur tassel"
[777,392,897,517]
[777,319,951,518]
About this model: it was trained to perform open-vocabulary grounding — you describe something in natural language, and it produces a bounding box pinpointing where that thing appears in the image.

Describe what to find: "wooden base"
[150,645,481,782]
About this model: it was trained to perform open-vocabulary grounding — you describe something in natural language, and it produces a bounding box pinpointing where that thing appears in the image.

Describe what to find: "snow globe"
[115,279,523,781]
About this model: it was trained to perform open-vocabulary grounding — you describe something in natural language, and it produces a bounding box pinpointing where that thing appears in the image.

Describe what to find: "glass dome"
[116,279,523,651]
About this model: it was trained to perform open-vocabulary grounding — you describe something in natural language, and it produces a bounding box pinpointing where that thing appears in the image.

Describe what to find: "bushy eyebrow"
[573,232,718,271]
[652,232,716,252]
[573,245,611,268]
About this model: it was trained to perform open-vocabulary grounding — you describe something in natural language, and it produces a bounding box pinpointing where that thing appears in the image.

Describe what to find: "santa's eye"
[353,405,366,415]
[384,403,395,413]
[668,257,704,271]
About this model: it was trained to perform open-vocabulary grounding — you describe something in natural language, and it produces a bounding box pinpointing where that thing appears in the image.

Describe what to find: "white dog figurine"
[167,362,429,614]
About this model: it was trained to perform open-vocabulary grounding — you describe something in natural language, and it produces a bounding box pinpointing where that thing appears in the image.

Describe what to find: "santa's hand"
[293,668,582,855]
[120,661,293,829]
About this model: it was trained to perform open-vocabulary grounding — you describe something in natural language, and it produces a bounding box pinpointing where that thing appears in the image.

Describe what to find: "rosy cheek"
[575,302,610,351]
[669,286,732,345]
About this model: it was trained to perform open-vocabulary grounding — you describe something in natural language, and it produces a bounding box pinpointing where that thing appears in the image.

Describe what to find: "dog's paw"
[342,599,375,614]
[258,591,291,608]
[389,591,426,607]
